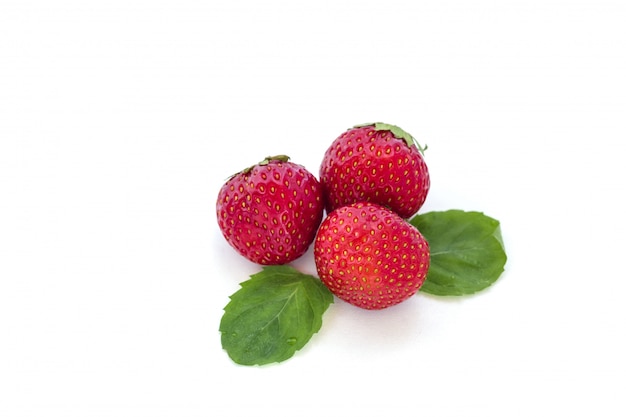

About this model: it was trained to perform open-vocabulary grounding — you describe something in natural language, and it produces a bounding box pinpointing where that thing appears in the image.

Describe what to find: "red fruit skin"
[314,202,430,310]
[319,124,430,218]
[216,159,324,265]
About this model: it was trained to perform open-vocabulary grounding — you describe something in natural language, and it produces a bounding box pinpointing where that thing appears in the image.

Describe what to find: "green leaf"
[354,122,427,154]
[220,265,334,366]
[410,210,507,296]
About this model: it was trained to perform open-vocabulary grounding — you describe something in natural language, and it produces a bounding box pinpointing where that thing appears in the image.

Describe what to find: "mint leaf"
[410,210,507,296]
[220,265,334,366]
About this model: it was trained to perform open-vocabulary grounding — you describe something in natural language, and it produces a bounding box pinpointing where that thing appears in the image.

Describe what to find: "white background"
[1,0,625,416]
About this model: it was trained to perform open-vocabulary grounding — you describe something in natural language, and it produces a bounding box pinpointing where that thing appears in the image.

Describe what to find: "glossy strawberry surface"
[319,123,430,218]
[314,202,430,310]
[217,156,324,265]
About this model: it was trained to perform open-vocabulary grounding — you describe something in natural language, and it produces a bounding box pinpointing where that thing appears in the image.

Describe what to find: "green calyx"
[229,155,290,179]
[354,122,428,155]
[243,154,290,174]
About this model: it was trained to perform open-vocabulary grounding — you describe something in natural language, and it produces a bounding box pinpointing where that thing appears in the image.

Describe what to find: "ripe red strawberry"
[216,155,325,265]
[319,122,430,218]
[314,201,430,310]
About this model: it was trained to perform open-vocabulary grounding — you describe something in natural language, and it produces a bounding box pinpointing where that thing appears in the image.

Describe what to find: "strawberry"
[314,201,430,310]
[319,122,430,218]
[216,155,325,265]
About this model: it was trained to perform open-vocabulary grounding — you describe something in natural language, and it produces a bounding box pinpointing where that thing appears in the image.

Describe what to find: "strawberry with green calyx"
[319,122,430,218]
[216,155,324,265]
[314,201,430,310]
